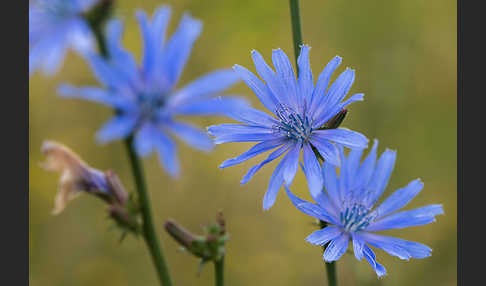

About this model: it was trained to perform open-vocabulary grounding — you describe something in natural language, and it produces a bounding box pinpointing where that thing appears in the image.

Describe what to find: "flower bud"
[164,212,229,269]
[323,108,348,129]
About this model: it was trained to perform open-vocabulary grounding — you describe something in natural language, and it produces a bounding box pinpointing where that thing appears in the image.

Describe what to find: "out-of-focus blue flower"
[286,140,443,277]
[29,0,99,76]
[208,46,368,210]
[59,6,246,177]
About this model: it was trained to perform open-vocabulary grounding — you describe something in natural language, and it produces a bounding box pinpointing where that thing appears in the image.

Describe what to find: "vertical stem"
[85,4,173,284]
[289,0,304,67]
[320,220,337,286]
[325,261,338,286]
[288,3,338,284]
[214,257,225,286]
[125,136,173,286]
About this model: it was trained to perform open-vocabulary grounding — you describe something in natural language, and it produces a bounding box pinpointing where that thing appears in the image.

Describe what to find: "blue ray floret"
[208,46,368,210]
[286,140,444,277]
[59,6,247,177]
[29,0,99,76]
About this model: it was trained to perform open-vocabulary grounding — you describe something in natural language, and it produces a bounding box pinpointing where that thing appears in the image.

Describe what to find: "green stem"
[214,257,225,286]
[125,137,173,286]
[85,4,173,284]
[325,261,337,286]
[288,1,337,285]
[289,0,304,67]
[319,220,337,286]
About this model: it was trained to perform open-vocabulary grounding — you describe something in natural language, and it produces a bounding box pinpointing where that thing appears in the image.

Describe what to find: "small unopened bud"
[216,211,226,235]
[164,219,199,249]
[165,213,230,270]
[323,108,348,129]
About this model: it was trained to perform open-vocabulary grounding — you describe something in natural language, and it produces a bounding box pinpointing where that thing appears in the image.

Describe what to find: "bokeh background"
[29,0,456,285]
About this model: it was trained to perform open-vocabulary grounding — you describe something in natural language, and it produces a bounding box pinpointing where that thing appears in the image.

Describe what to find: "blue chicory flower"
[208,46,368,210]
[286,140,444,277]
[58,6,247,177]
[29,0,99,76]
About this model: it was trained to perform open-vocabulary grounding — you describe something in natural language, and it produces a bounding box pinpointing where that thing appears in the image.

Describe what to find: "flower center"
[340,203,375,232]
[273,104,313,141]
[137,93,166,123]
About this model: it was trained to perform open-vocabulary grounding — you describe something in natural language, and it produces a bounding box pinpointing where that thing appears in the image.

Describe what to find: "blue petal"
[166,120,213,152]
[357,139,378,189]
[211,133,279,144]
[321,161,342,207]
[85,53,129,90]
[297,45,314,109]
[309,56,342,113]
[159,13,202,88]
[153,130,180,177]
[219,138,286,168]
[312,68,355,123]
[313,93,365,128]
[96,115,137,144]
[241,143,291,184]
[105,19,139,84]
[373,179,424,219]
[344,147,364,190]
[136,7,171,78]
[312,129,368,150]
[207,124,273,144]
[170,69,240,106]
[171,96,249,116]
[285,186,338,224]
[308,136,340,166]
[233,64,278,112]
[306,226,342,246]
[365,149,397,206]
[366,204,443,231]
[338,145,352,200]
[262,155,290,210]
[323,233,350,262]
[67,19,96,55]
[302,142,324,201]
[360,232,432,260]
[351,233,365,261]
[225,105,279,127]
[250,50,283,108]
[362,244,387,277]
[271,48,298,109]
[29,33,68,76]
[282,142,301,184]
[58,84,131,110]
[133,123,156,156]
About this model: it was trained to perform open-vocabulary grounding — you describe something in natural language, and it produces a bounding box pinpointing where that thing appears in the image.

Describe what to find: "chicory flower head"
[208,46,368,210]
[286,140,443,277]
[29,0,99,76]
[59,6,247,176]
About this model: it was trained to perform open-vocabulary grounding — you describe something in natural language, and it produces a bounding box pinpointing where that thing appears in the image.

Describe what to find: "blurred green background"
[29,0,456,285]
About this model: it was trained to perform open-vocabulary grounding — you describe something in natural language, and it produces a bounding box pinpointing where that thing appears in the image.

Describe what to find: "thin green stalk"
[288,1,337,285]
[214,257,225,286]
[85,4,173,285]
[325,260,337,286]
[124,137,173,286]
[289,0,303,67]
[320,220,337,286]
